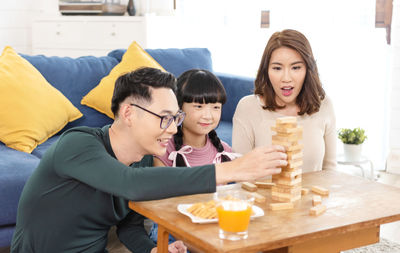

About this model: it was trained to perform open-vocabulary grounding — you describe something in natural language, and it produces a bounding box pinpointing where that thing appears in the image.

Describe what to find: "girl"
[154,69,239,168]
[149,69,240,245]
[233,29,336,172]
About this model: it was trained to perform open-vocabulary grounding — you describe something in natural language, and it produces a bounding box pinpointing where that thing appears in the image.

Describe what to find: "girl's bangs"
[182,76,227,104]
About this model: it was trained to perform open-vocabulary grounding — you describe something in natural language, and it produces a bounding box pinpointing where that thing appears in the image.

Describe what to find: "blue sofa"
[0,47,254,247]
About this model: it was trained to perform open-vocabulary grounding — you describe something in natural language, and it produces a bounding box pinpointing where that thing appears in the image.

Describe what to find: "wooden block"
[280,169,302,179]
[272,185,301,194]
[287,159,303,169]
[274,131,300,137]
[269,202,294,211]
[272,134,302,143]
[271,125,303,134]
[287,157,302,164]
[280,166,300,172]
[276,116,297,124]
[254,182,275,189]
[271,188,301,195]
[274,182,302,190]
[311,186,329,196]
[272,195,301,203]
[241,182,257,192]
[275,173,301,182]
[287,151,303,160]
[252,192,266,203]
[286,143,304,152]
[301,188,310,195]
[276,124,298,130]
[271,190,301,202]
[272,139,298,148]
[275,176,302,186]
[271,191,301,202]
[309,204,326,216]
[312,195,322,206]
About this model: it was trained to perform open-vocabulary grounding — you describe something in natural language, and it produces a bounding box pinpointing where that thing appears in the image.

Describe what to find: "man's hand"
[151,240,187,253]
[215,145,287,184]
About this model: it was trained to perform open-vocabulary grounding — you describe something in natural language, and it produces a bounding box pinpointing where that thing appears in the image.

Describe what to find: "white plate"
[216,183,241,191]
[177,204,264,224]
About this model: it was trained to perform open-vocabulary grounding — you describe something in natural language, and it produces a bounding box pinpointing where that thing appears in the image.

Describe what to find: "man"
[11,67,287,253]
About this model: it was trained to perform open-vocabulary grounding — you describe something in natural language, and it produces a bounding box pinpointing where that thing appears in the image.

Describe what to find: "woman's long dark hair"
[254,29,325,115]
[174,69,231,166]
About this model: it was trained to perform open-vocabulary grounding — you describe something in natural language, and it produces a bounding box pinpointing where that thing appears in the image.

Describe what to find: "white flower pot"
[343,144,363,162]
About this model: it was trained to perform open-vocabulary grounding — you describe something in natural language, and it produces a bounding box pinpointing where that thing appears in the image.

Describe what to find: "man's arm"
[54,131,286,200]
[53,132,217,201]
[215,145,287,184]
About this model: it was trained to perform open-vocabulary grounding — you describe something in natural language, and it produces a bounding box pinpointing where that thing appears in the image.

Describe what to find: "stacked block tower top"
[271,116,303,203]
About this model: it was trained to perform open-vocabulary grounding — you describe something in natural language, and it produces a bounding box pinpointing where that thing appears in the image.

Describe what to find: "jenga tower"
[271,116,303,203]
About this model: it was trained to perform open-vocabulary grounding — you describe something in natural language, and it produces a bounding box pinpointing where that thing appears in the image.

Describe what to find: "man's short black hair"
[111,67,177,117]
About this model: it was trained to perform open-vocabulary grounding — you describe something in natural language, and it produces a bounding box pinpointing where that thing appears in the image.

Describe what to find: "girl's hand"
[151,240,187,253]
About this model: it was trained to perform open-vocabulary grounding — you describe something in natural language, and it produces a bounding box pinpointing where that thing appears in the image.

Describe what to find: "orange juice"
[216,200,252,232]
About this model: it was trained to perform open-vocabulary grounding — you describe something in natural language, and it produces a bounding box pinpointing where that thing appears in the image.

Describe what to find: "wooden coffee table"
[129,170,400,253]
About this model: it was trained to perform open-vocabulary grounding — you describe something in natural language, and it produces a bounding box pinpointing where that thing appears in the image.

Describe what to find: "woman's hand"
[151,240,187,253]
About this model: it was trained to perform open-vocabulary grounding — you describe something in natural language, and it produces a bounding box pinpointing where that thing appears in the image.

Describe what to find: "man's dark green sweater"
[11,126,216,253]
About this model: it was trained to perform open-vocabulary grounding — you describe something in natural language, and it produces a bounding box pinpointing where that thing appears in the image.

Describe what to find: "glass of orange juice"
[214,189,255,240]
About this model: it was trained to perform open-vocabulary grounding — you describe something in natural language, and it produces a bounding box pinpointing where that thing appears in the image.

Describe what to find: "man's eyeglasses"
[130,104,185,129]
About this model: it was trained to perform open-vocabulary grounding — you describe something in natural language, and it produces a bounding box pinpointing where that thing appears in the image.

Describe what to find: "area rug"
[342,238,400,253]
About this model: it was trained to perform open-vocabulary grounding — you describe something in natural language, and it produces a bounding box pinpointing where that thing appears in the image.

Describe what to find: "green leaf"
[337,127,367,144]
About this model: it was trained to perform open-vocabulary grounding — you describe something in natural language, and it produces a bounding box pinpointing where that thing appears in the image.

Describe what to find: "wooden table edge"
[129,201,219,252]
[129,198,400,253]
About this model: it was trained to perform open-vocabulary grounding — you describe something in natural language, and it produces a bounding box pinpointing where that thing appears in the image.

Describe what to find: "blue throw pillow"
[108,48,213,77]
[21,54,118,130]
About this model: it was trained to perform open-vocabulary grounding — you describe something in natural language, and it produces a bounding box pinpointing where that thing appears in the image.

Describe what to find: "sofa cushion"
[0,46,82,153]
[81,41,165,119]
[215,72,254,123]
[21,54,117,130]
[0,225,14,247]
[0,143,40,227]
[31,135,60,159]
[108,47,213,77]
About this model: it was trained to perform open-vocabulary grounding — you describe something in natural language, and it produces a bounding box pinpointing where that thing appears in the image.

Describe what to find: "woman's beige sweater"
[232,95,336,172]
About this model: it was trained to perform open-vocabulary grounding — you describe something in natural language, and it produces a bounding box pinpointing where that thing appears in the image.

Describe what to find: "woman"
[233,29,336,172]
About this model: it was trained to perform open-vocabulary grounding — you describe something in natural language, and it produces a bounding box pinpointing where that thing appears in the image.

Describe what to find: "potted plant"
[338,128,367,162]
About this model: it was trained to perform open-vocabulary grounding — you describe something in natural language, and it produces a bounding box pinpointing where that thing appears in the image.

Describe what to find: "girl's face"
[181,102,222,137]
[268,46,306,107]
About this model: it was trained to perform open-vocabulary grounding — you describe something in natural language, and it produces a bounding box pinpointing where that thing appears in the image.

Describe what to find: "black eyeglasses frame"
[130,103,185,129]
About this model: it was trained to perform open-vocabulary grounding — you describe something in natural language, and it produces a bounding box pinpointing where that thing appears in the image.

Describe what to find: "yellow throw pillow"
[81,41,165,119]
[0,46,82,153]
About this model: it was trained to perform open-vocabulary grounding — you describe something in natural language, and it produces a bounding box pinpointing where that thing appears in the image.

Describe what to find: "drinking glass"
[214,189,254,240]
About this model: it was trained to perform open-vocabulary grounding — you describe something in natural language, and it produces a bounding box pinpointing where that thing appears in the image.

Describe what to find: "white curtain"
[387,0,400,174]
[175,0,391,170]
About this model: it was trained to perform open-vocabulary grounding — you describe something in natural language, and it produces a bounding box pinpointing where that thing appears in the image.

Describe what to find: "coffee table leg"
[157,225,169,253]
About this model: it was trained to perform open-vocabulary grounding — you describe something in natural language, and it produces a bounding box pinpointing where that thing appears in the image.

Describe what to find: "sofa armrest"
[215,72,254,122]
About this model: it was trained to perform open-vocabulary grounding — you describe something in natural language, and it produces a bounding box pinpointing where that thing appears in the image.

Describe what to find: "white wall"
[0,0,171,54]
[175,0,392,170]
[1,0,398,172]
[387,0,400,174]
[0,0,58,54]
